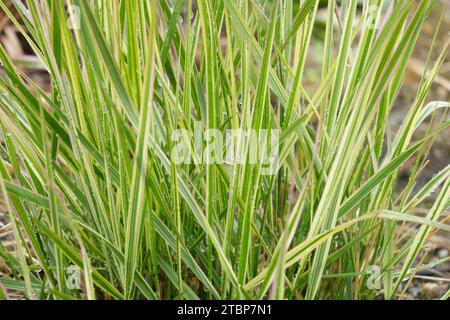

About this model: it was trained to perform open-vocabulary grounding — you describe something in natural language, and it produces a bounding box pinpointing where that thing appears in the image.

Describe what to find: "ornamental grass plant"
[0,0,449,300]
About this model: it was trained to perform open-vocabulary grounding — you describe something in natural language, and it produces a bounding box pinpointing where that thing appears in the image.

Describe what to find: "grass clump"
[0,0,449,300]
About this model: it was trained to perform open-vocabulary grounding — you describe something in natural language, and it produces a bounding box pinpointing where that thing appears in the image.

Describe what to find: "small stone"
[437,249,449,259]
[409,287,420,298]
[421,283,440,299]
